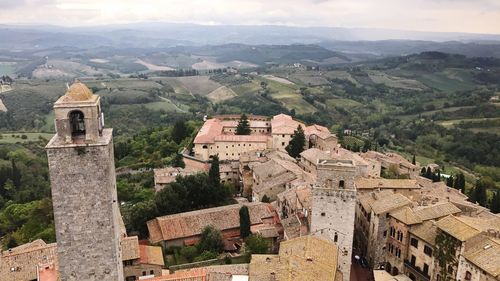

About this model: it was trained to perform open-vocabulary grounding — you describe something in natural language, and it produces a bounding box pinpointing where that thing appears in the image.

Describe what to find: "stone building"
[45,81,124,281]
[153,166,200,192]
[249,235,342,281]
[385,202,461,278]
[192,114,337,161]
[406,221,438,281]
[360,151,420,179]
[122,236,164,281]
[356,190,412,268]
[310,159,357,281]
[147,202,280,249]
[457,233,500,281]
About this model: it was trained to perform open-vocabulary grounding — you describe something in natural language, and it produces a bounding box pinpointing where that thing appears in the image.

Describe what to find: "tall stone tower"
[45,81,124,281]
[310,159,357,281]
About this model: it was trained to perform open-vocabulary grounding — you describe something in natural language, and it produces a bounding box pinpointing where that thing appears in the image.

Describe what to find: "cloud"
[0,0,498,34]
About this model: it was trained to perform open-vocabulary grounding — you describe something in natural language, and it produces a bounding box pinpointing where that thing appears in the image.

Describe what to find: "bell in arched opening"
[69,110,86,137]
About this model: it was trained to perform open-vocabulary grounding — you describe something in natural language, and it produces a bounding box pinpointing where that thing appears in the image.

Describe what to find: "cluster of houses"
[149,113,499,281]
[1,109,498,281]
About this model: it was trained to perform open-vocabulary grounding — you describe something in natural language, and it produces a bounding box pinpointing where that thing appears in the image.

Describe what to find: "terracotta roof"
[271,114,303,135]
[390,207,422,225]
[304,124,333,139]
[193,118,224,144]
[147,203,275,244]
[462,234,500,277]
[413,202,461,221]
[249,236,338,281]
[139,244,164,266]
[436,215,482,241]
[409,220,438,245]
[300,148,331,164]
[355,178,419,190]
[154,167,200,185]
[359,190,412,215]
[121,236,140,261]
[62,81,95,102]
[147,268,207,281]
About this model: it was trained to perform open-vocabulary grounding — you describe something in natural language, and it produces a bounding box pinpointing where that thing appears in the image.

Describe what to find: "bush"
[180,246,198,263]
[193,250,218,262]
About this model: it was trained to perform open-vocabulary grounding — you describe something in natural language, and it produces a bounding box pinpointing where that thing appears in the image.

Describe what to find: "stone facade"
[310,159,357,281]
[45,83,124,281]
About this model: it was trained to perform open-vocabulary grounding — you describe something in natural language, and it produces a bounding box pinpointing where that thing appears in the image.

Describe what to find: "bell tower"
[45,81,124,281]
[310,159,357,281]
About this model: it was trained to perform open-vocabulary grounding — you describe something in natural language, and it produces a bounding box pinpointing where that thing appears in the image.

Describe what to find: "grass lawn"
[145,98,189,112]
[0,132,54,144]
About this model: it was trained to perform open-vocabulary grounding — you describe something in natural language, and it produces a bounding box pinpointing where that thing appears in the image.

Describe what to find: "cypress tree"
[491,191,500,214]
[425,167,433,179]
[236,114,251,135]
[446,175,454,187]
[412,154,416,165]
[209,155,220,188]
[420,167,426,176]
[285,125,306,158]
[239,206,251,238]
[472,179,487,207]
[172,120,188,144]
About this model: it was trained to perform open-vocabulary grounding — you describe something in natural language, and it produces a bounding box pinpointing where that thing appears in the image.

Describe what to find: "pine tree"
[236,114,251,135]
[209,155,220,188]
[285,125,306,158]
[239,206,251,238]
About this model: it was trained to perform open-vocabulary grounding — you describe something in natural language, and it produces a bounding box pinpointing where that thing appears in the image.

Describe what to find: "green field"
[438,117,500,128]
[0,64,16,76]
[0,132,54,144]
[415,69,476,92]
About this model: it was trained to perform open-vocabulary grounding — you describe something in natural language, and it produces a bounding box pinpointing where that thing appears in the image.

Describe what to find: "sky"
[0,0,499,34]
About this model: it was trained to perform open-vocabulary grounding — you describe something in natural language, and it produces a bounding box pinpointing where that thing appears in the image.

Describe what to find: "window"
[410,255,416,266]
[282,134,285,137]
[321,212,326,216]
[334,232,338,242]
[383,230,387,237]
[424,245,433,257]
[447,265,453,274]
[423,263,429,275]
[142,271,146,276]
[465,271,472,281]
[150,270,154,275]
[282,142,285,146]
[339,180,345,188]
[410,238,418,248]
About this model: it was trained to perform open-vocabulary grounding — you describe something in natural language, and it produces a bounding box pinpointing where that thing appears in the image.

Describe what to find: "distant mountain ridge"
[1,23,500,59]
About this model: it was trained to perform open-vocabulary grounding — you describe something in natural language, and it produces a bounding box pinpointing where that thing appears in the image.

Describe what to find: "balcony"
[404,260,430,281]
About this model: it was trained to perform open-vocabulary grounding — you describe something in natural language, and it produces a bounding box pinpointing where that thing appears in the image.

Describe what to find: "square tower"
[45,82,124,281]
[311,159,357,281]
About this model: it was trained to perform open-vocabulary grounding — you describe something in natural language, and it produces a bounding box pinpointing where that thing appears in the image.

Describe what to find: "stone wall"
[311,188,356,281]
[46,129,124,281]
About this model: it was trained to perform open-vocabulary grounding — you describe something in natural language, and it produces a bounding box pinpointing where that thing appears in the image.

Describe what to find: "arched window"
[202,145,208,149]
[339,180,345,188]
[465,271,472,281]
[69,110,85,137]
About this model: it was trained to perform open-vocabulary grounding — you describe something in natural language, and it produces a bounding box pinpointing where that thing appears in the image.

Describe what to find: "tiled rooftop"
[147,203,275,243]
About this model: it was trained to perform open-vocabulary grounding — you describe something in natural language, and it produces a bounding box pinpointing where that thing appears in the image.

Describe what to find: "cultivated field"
[0,132,54,144]
[207,86,237,102]
[162,76,221,96]
[135,59,175,71]
[261,75,295,85]
[368,70,427,90]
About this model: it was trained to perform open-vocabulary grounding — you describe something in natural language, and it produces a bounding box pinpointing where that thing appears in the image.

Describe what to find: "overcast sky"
[0,0,499,34]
